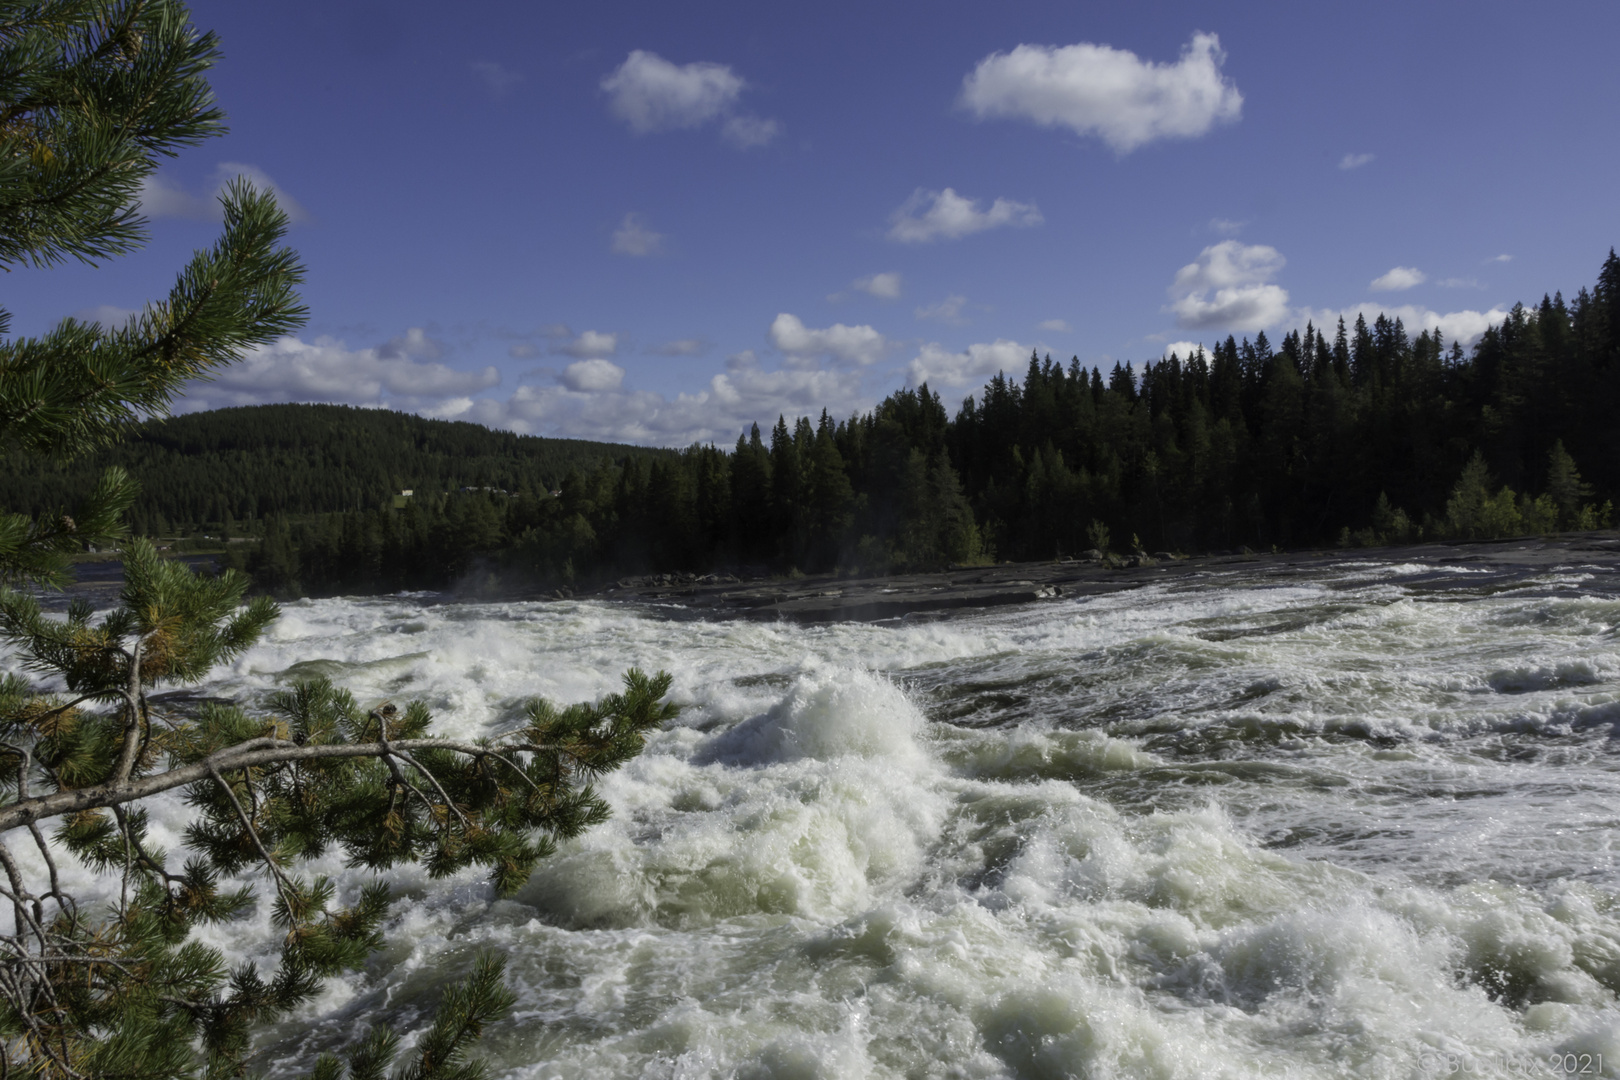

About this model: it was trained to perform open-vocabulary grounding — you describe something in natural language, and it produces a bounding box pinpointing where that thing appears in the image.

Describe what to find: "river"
[26,552,1620,1077]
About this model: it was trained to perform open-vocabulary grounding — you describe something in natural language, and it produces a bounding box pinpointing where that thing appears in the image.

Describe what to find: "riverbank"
[36,530,1620,621]
[587,530,1620,622]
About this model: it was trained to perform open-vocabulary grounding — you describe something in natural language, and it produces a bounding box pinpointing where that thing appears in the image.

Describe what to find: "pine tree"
[0,4,675,1074]
[1,0,305,588]
[0,543,676,1075]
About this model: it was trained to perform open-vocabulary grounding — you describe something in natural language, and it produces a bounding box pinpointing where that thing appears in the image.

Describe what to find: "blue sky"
[11,0,1620,445]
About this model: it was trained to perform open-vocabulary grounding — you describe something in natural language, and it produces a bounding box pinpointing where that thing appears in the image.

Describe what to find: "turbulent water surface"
[22,555,1620,1077]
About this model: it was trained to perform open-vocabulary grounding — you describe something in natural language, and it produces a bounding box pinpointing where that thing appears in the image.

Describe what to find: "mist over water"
[26,557,1620,1077]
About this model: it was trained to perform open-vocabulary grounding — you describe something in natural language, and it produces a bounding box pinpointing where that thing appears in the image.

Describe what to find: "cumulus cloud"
[611,212,665,256]
[958,32,1242,153]
[907,339,1030,389]
[1166,240,1290,331]
[553,330,618,359]
[915,295,970,325]
[442,361,870,447]
[136,163,310,223]
[134,174,210,219]
[887,187,1042,243]
[1038,318,1072,332]
[1488,254,1513,263]
[852,272,903,299]
[508,342,541,359]
[1370,266,1426,292]
[558,358,625,392]
[768,313,887,368]
[377,326,446,361]
[1209,217,1245,235]
[471,60,522,97]
[601,50,778,147]
[1162,340,1207,360]
[180,331,888,448]
[1339,152,1375,170]
[602,50,741,131]
[177,333,499,412]
[1298,304,1510,350]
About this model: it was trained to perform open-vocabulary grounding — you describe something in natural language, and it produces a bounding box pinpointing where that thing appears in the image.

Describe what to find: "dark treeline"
[8,254,1619,598]
[952,252,1620,556]
[0,403,672,535]
[225,252,1620,598]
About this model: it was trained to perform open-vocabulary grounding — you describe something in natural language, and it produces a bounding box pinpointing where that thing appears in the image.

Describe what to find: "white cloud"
[1209,217,1245,236]
[1370,266,1426,292]
[1172,239,1283,292]
[601,50,779,147]
[958,32,1242,153]
[178,333,500,412]
[1173,287,1290,331]
[1297,304,1510,350]
[852,272,903,299]
[471,60,522,97]
[1162,340,1206,360]
[611,212,664,256]
[915,295,970,325]
[1438,277,1483,289]
[1339,152,1375,170]
[508,342,541,359]
[377,326,446,361]
[599,52,780,148]
[216,163,310,223]
[178,331,887,448]
[722,114,781,148]
[137,163,310,223]
[553,330,618,359]
[1166,240,1290,331]
[1488,254,1513,263]
[1038,318,1072,332]
[768,313,887,367]
[907,339,1030,389]
[601,50,742,132]
[135,174,211,220]
[887,187,1042,243]
[558,358,625,392]
[447,361,870,447]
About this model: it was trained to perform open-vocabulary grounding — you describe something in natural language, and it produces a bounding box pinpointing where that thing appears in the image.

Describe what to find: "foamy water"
[12,558,1620,1078]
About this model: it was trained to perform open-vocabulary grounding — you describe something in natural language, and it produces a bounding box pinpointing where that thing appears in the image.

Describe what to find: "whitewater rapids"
[19,556,1620,1077]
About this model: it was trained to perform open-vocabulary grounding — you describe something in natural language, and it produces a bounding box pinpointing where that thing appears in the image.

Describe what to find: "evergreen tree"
[729,424,773,563]
[0,4,674,1074]
[1,0,304,587]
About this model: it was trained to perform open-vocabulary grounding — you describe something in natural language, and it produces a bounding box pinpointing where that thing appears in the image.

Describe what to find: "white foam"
[11,565,1620,1077]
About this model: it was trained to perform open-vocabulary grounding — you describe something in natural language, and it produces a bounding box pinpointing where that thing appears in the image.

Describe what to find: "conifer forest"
[4,253,1617,598]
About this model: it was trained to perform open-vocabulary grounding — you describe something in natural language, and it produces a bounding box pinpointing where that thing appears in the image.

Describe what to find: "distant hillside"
[0,403,670,535]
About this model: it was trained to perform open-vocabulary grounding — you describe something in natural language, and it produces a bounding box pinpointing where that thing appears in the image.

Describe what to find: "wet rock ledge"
[583,531,1620,624]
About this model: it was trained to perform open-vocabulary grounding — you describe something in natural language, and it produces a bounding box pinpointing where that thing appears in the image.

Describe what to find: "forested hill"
[207,250,1616,599]
[0,403,669,535]
[4,253,1618,600]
